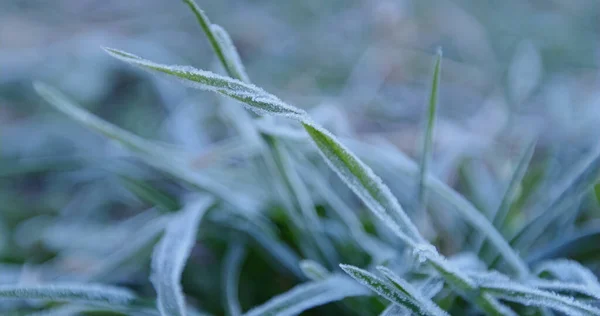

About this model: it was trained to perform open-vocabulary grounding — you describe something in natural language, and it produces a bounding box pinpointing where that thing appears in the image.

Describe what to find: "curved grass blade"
[243,275,369,316]
[120,176,180,212]
[222,242,247,316]
[418,48,442,205]
[0,283,136,306]
[151,196,215,316]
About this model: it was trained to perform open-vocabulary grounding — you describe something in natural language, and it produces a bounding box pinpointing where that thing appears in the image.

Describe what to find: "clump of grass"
[2,1,599,315]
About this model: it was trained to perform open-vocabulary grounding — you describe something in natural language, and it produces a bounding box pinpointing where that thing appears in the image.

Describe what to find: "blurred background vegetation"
[1,0,599,314]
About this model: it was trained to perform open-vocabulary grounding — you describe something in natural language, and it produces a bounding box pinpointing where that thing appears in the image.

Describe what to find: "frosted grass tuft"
[0,283,136,305]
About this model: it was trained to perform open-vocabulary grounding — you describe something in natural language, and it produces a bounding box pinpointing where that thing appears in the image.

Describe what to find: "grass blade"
[0,283,136,306]
[527,226,600,264]
[243,275,369,316]
[151,196,215,316]
[182,0,248,82]
[380,304,412,316]
[418,48,442,205]
[223,242,247,316]
[376,266,449,316]
[340,264,433,316]
[103,48,306,119]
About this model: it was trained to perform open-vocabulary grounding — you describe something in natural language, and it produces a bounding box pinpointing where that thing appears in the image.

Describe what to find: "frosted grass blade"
[527,227,600,265]
[182,0,248,82]
[302,122,424,246]
[376,266,448,316]
[0,283,136,306]
[210,24,250,83]
[418,48,442,205]
[243,275,369,316]
[533,259,600,298]
[345,138,529,277]
[104,48,306,119]
[339,264,430,315]
[223,242,247,316]
[151,196,215,316]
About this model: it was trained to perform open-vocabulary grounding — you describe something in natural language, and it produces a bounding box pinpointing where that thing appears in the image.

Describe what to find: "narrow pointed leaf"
[243,276,369,316]
[299,260,329,281]
[377,266,449,316]
[340,264,429,315]
[151,196,215,316]
[104,48,306,119]
[418,48,442,205]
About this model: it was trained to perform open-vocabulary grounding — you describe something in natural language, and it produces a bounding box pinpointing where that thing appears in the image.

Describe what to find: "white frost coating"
[376,266,449,316]
[151,196,215,316]
[103,48,307,120]
[340,264,426,315]
[223,243,247,316]
[302,121,424,247]
[243,275,369,316]
[530,279,600,300]
[211,24,250,83]
[0,283,136,305]
[478,278,600,316]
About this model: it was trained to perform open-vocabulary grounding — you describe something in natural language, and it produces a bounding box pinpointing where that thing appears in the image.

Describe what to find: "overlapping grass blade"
[223,242,247,316]
[418,48,442,205]
[376,266,449,316]
[243,275,369,316]
[340,264,438,316]
[380,304,412,316]
[151,196,215,316]
[527,226,600,264]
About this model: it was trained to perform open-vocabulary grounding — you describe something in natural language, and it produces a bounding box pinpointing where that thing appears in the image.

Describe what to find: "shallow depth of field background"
[1,0,599,314]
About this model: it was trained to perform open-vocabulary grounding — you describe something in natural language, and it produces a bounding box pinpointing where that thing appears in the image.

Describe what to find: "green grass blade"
[527,227,600,264]
[151,196,215,316]
[243,275,369,316]
[120,176,181,212]
[418,48,442,205]
[222,242,247,316]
